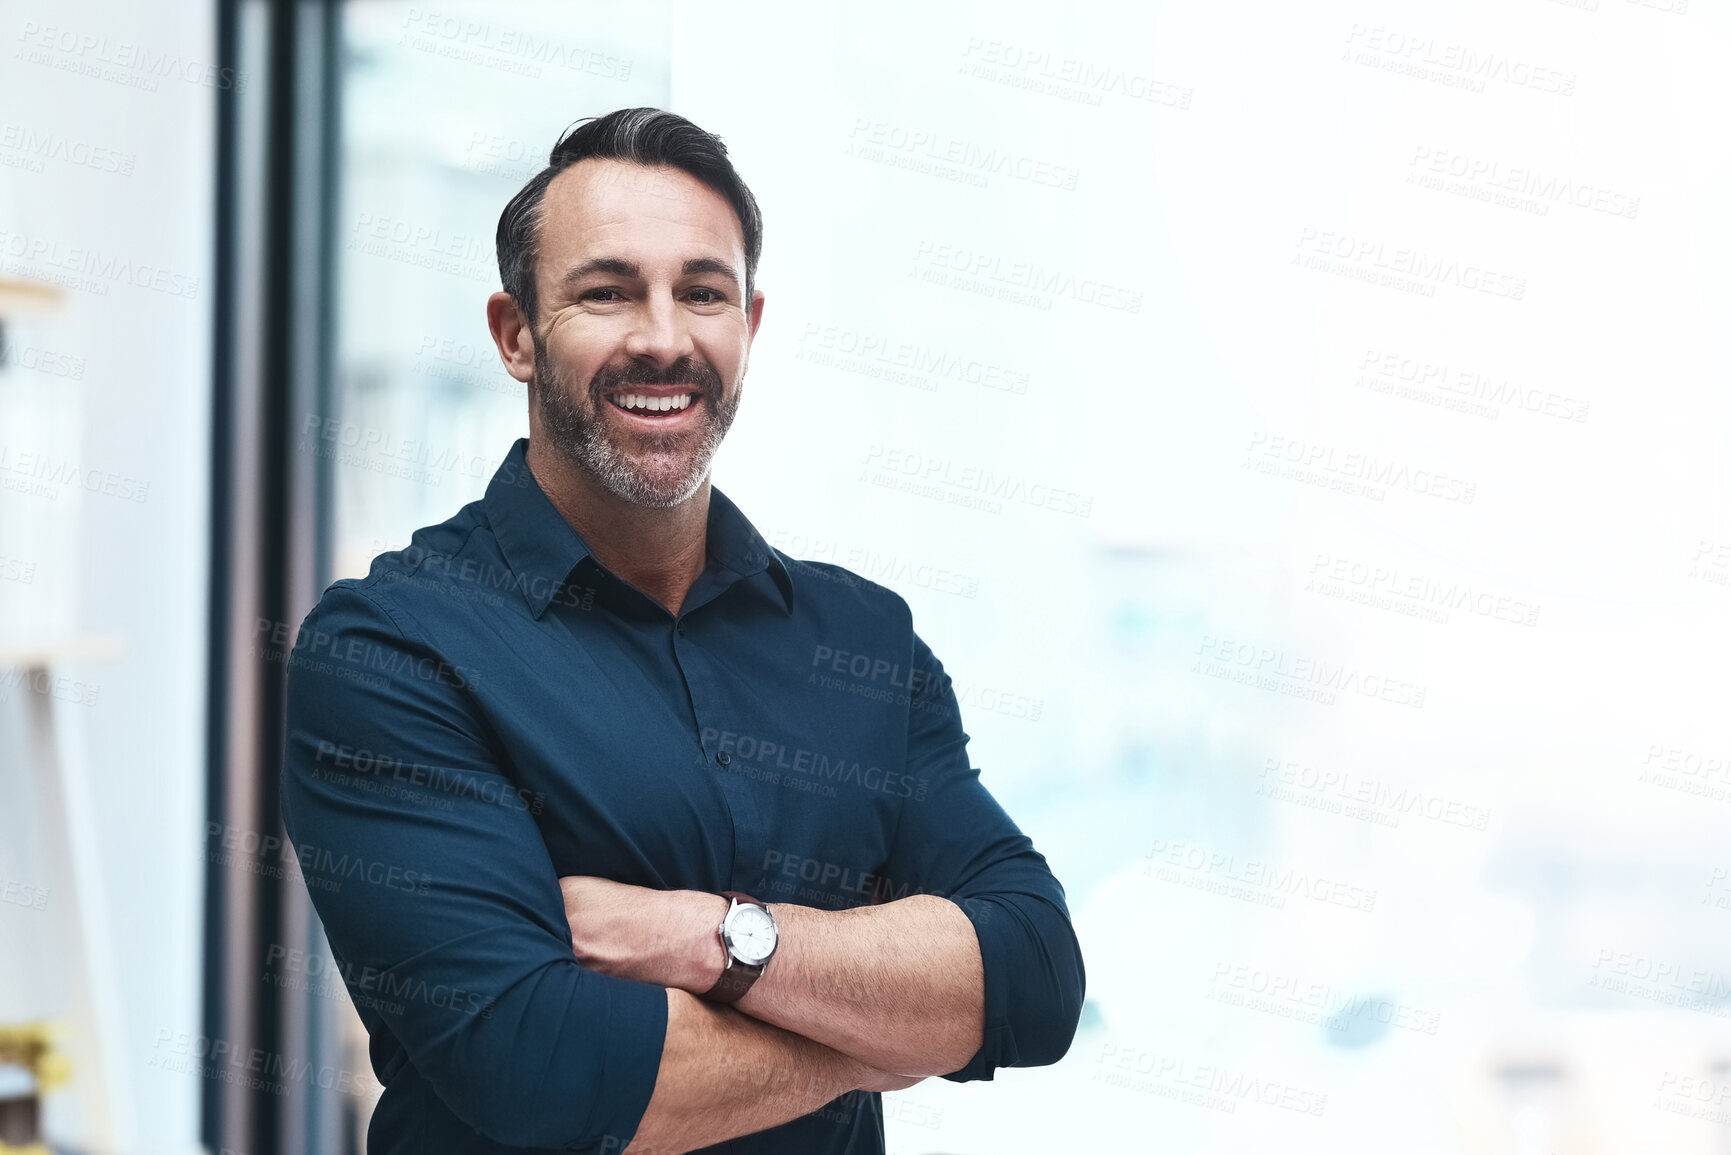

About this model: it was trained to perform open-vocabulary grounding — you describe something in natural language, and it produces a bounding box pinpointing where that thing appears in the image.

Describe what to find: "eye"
[583,288,622,302]
[688,287,726,304]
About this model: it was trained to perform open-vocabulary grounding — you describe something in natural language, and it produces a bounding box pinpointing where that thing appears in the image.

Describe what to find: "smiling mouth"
[605,391,701,418]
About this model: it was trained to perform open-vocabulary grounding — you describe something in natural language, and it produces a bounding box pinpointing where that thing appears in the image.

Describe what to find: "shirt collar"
[703,484,795,614]
[484,438,794,620]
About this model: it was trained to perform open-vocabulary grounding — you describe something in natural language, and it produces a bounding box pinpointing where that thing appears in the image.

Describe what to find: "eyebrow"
[559,256,742,290]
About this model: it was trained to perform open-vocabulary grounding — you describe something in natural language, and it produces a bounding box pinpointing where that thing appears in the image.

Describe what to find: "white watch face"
[726,903,778,966]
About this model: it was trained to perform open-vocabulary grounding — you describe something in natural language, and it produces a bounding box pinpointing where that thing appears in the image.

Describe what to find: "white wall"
[670,2,1731,1152]
[0,0,213,1150]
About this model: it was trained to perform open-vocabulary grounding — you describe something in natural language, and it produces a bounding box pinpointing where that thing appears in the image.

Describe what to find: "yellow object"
[0,276,66,316]
[0,1022,66,1153]
[0,1022,68,1093]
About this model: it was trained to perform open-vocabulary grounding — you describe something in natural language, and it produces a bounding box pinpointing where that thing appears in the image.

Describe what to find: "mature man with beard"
[281,108,1084,1155]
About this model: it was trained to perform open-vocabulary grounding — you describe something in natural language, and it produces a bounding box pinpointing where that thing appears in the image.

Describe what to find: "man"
[280,107,1084,1154]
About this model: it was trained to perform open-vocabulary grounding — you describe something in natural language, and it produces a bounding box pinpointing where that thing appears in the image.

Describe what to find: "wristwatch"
[701,890,778,1004]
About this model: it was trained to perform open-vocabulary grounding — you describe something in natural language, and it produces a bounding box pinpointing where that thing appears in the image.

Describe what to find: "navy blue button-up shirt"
[279,438,1084,1154]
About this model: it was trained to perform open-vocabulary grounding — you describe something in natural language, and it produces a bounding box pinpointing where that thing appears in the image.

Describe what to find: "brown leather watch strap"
[703,955,763,1004]
[701,891,770,1005]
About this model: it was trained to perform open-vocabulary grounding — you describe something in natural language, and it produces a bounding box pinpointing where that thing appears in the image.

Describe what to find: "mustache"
[588,356,723,397]
[527,328,723,401]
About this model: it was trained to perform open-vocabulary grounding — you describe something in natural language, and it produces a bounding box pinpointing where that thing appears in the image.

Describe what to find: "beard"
[531,329,740,509]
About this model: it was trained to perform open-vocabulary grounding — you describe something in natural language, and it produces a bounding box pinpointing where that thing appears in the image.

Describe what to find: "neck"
[525,436,710,617]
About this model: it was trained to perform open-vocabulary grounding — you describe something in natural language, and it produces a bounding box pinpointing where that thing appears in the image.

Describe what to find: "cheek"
[547,330,613,381]
[698,329,750,377]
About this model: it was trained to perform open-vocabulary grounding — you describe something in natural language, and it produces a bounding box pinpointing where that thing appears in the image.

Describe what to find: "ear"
[486,291,537,384]
[747,287,766,343]
[742,287,766,375]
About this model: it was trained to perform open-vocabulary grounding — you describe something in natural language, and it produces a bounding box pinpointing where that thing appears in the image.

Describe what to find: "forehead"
[537,158,744,270]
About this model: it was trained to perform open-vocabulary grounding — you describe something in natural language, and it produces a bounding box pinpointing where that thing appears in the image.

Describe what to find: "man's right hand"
[851,1063,927,1094]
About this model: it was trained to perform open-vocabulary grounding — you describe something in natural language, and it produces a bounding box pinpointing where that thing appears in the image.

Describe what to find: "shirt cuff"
[943,894,1016,1081]
[939,891,1082,1083]
[582,975,669,1149]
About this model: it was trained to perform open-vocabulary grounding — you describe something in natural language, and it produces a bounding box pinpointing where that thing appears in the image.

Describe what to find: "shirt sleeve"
[278,584,667,1150]
[880,628,1086,1082]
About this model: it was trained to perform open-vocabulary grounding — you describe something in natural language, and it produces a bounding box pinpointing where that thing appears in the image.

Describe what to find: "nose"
[621,286,695,370]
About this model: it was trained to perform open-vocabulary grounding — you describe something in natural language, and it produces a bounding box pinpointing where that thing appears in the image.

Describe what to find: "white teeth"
[609,392,696,413]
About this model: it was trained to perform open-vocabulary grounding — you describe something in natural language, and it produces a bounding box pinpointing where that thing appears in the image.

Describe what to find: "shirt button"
[716,751,731,767]
[676,620,687,636]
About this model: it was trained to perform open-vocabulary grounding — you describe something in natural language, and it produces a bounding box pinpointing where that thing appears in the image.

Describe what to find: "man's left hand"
[558,875,727,992]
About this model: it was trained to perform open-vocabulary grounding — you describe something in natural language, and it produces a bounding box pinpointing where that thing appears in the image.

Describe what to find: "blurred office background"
[1,0,1728,1152]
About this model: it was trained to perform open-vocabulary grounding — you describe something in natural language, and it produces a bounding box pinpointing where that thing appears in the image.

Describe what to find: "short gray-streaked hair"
[494,107,763,326]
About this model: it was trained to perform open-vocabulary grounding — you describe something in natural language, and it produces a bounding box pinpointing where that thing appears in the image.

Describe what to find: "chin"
[604,465,709,509]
